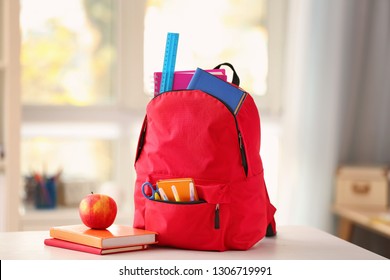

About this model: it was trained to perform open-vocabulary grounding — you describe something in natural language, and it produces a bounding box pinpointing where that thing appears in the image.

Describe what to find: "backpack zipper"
[238,130,248,177]
[135,118,147,162]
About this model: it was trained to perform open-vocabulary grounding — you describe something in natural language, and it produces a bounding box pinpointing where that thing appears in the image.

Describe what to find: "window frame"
[259,0,287,116]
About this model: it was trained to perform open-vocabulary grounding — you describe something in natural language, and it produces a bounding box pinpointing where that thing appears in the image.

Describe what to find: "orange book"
[44,238,149,255]
[49,224,158,249]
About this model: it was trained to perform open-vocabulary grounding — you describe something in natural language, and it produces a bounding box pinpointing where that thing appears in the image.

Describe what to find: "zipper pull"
[214,204,220,229]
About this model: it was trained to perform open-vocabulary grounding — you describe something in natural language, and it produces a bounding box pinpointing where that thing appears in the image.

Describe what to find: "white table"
[0,225,386,260]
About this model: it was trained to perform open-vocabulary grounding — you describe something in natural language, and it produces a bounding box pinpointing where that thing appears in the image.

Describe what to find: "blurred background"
[0,0,389,257]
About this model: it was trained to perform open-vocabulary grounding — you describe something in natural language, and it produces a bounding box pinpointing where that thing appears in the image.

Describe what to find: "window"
[19,0,143,211]
[20,0,117,105]
[20,0,118,184]
[21,123,117,182]
[145,0,268,95]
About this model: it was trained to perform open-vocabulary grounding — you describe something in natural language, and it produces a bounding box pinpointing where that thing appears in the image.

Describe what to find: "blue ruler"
[159,32,179,93]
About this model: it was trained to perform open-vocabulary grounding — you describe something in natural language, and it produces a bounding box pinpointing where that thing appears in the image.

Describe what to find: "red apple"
[79,193,117,229]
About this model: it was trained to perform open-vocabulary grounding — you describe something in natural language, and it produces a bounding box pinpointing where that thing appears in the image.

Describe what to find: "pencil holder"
[34,177,57,209]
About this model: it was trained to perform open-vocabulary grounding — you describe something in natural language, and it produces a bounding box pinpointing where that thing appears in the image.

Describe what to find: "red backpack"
[133,63,276,251]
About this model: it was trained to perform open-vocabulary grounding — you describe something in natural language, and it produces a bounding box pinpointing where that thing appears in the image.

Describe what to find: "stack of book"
[187,67,247,115]
[153,68,227,96]
[44,224,158,255]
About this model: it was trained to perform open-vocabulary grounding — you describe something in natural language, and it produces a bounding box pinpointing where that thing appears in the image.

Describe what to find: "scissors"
[141,182,161,200]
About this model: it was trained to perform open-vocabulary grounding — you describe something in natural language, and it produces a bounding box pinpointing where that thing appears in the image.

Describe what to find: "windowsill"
[22,105,147,123]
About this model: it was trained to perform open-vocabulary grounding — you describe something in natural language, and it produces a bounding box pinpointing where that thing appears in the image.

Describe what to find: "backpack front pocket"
[143,181,230,251]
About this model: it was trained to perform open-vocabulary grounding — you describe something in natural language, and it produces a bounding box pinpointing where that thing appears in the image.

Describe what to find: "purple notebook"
[154,69,226,96]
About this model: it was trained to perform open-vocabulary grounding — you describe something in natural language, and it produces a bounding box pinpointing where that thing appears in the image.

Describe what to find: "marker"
[158,188,169,201]
[171,185,181,202]
[189,182,198,201]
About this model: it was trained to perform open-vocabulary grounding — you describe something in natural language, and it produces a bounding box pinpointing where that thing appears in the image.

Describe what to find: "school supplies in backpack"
[153,69,227,96]
[187,67,246,115]
[133,62,276,251]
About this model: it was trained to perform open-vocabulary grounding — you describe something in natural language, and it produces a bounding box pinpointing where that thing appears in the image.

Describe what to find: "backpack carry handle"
[214,62,240,87]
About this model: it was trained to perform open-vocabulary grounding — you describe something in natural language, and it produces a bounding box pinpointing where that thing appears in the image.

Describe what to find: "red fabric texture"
[134,90,276,251]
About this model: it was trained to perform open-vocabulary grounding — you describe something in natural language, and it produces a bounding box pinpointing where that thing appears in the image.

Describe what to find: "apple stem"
[91,192,93,194]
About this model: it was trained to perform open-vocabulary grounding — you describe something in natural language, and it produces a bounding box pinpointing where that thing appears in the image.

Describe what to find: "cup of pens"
[31,171,61,209]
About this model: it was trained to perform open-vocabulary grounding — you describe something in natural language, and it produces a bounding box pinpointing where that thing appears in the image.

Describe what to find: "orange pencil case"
[156,178,199,202]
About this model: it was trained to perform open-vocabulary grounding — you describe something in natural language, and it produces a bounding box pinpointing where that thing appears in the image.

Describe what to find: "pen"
[158,188,169,201]
[171,185,180,202]
[189,182,198,201]
[34,172,51,205]
[154,192,161,200]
